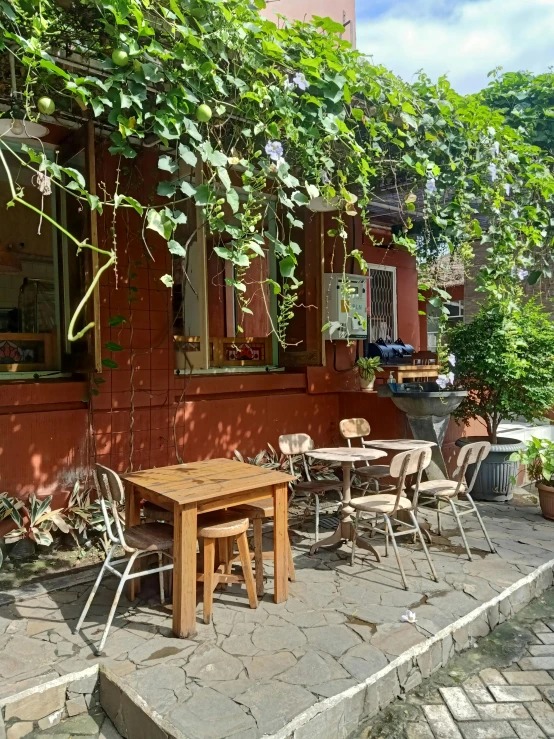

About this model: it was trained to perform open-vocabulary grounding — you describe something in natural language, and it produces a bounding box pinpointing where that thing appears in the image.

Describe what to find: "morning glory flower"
[320,170,330,185]
[504,183,511,197]
[401,610,417,624]
[436,374,449,389]
[488,163,498,182]
[517,268,529,281]
[265,141,284,162]
[448,353,456,367]
[283,78,294,92]
[426,177,437,195]
[293,72,309,91]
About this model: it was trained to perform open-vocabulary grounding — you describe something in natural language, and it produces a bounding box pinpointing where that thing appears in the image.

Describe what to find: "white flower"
[448,353,456,367]
[492,141,500,157]
[513,207,519,218]
[426,177,437,195]
[517,268,529,281]
[283,78,294,92]
[436,374,451,389]
[401,610,417,624]
[488,163,498,182]
[265,140,284,162]
[293,72,309,91]
[320,169,330,185]
[504,183,511,197]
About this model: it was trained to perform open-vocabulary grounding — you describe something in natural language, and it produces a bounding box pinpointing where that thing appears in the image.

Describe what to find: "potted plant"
[447,299,554,501]
[4,494,68,561]
[356,356,383,390]
[512,437,554,520]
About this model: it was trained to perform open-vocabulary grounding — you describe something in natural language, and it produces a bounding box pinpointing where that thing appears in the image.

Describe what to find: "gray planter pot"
[455,436,526,502]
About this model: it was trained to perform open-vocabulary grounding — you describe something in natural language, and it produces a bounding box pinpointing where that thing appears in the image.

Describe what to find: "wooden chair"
[197,513,258,624]
[415,441,496,561]
[340,418,391,492]
[350,448,438,590]
[279,433,343,541]
[75,464,174,655]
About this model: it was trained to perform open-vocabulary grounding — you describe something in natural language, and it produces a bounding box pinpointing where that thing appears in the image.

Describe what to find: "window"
[368,265,397,342]
[0,124,99,376]
[427,299,464,350]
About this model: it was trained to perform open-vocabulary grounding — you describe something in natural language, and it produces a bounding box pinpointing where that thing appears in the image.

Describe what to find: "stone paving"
[361,588,554,739]
[1,494,554,739]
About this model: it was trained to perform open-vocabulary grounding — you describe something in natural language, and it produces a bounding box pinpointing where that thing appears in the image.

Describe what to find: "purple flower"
[436,374,450,389]
[293,72,308,91]
[448,353,456,367]
[426,177,437,195]
[488,163,498,182]
[517,268,529,281]
[265,141,284,162]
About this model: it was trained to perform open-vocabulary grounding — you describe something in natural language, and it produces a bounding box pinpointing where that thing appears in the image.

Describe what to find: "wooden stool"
[235,498,296,597]
[197,514,258,624]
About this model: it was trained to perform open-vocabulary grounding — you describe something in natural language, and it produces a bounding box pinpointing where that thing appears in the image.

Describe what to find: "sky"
[356,0,554,94]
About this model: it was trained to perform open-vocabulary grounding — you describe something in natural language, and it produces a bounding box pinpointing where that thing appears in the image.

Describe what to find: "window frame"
[367,263,398,342]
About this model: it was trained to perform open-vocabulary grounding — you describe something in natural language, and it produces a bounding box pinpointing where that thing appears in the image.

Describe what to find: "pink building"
[261,0,356,47]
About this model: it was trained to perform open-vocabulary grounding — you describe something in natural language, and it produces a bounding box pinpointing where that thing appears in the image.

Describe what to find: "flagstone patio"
[1,494,554,739]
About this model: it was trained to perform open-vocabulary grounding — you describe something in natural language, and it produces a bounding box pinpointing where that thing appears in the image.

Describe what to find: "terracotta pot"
[538,483,554,521]
[359,376,375,391]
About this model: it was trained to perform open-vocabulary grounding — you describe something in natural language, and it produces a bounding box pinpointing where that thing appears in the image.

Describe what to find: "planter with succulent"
[512,437,554,520]
[3,494,69,561]
[448,299,554,501]
[356,357,383,390]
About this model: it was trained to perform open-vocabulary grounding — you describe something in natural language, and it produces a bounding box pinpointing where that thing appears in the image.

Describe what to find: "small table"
[308,447,387,558]
[361,439,436,452]
[123,459,294,639]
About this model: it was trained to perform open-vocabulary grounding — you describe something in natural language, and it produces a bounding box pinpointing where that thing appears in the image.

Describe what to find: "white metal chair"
[75,464,174,655]
[340,418,391,492]
[279,433,343,542]
[415,441,496,561]
[350,447,438,590]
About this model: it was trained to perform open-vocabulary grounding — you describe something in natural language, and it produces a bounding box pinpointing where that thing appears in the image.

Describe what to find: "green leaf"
[291,191,309,205]
[279,255,296,278]
[266,278,281,295]
[146,208,173,240]
[168,240,187,258]
[109,315,127,327]
[157,180,177,197]
[528,270,542,285]
[226,189,239,213]
[178,144,198,168]
[218,167,231,191]
[158,155,178,173]
[160,274,174,288]
[105,341,123,352]
[180,181,196,197]
[101,358,118,369]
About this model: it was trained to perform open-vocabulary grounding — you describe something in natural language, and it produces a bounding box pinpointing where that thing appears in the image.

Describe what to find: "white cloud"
[357,0,554,93]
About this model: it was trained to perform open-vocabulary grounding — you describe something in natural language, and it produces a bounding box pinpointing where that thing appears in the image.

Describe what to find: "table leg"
[309,463,380,562]
[124,483,141,600]
[273,483,289,603]
[173,502,198,638]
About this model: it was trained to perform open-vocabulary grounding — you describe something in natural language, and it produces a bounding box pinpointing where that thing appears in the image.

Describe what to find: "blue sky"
[356,0,554,93]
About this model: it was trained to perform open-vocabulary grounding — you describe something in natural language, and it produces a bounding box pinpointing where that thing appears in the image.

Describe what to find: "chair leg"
[466,493,496,553]
[350,509,361,566]
[98,550,139,655]
[384,515,409,590]
[448,497,473,561]
[253,518,265,597]
[237,531,258,610]
[314,494,320,542]
[75,546,115,634]
[157,553,165,606]
[203,538,216,624]
[437,500,442,536]
[287,532,296,582]
[410,510,438,582]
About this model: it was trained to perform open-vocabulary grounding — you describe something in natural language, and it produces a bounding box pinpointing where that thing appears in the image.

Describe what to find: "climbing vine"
[1,0,554,350]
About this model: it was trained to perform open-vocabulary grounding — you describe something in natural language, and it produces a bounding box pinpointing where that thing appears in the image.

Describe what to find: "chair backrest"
[389,447,432,513]
[279,433,315,483]
[340,418,370,442]
[95,463,132,551]
[456,441,491,494]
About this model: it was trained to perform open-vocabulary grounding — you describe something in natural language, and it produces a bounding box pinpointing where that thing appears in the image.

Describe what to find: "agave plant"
[4,494,69,548]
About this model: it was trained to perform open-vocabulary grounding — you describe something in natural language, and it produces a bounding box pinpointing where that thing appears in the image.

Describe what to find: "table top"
[310,447,387,463]
[123,459,294,505]
[362,439,436,451]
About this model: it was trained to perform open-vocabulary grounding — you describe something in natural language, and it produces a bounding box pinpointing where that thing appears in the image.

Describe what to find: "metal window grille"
[369,266,397,342]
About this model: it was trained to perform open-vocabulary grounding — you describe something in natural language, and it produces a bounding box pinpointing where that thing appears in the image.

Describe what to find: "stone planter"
[456,436,526,502]
[538,483,554,521]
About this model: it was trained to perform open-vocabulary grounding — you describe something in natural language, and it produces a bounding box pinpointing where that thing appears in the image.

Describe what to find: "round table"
[308,447,387,558]
[361,439,436,452]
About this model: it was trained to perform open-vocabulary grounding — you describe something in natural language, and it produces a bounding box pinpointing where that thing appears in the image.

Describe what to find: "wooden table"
[308,448,387,558]
[123,459,294,639]
[361,439,436,452]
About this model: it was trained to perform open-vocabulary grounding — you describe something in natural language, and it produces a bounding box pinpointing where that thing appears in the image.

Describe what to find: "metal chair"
[350,447,438,590]
[340,418,390,492]
[279,433,343,542]
[75,464,174,655]
[415,441,496,561]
